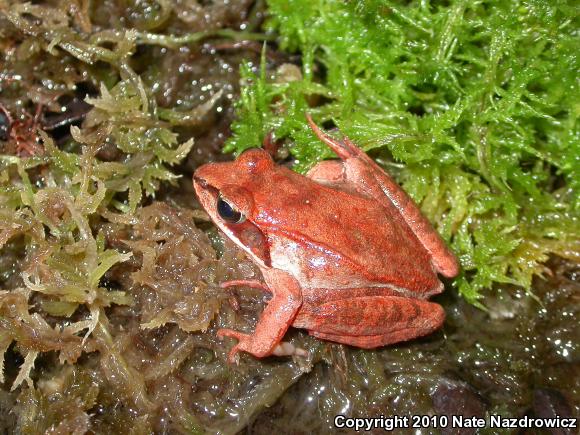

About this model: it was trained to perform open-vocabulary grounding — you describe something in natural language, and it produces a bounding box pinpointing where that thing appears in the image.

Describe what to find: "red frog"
[193,115,459,362]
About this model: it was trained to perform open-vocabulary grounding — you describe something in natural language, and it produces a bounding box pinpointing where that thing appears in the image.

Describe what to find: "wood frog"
[193,115,458,361]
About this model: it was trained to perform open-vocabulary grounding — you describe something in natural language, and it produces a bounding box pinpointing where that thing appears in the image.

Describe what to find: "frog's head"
[193,148,274,267]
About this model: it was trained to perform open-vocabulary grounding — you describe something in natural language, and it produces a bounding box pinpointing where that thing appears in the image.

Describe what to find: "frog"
[193,114,459,362]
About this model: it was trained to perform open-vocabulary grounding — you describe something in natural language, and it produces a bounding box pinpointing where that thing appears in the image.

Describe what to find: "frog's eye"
[217,196,246,224]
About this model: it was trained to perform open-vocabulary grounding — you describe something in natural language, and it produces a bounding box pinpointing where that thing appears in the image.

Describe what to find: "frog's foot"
[220,279,270,293]
[218,328,307,361]
[217,328,251,363]
[218,269,303,363]
[217,328,277,363]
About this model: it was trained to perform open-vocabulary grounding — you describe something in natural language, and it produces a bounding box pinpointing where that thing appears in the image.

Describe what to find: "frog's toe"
[217,329,251,363]
[217,328,248,342]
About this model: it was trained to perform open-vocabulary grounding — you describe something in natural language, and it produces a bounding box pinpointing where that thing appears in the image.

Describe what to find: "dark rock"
[432,381,487,435]
[533,388,574,435]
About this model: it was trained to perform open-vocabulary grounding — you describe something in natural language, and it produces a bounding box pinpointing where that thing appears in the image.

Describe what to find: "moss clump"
[1,1,317,432]
[226,0,580,305]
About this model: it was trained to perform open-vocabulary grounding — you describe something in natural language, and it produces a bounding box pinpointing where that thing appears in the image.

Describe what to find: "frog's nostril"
[193,176,207,188]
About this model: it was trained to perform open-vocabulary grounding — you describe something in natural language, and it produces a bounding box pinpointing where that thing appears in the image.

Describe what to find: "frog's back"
[253,167,442,295]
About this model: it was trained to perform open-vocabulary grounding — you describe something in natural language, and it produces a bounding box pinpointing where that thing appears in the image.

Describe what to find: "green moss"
[226,0,580,304]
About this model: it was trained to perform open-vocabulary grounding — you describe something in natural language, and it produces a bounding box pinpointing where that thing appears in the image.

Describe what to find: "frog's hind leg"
[309,331,404,349]
[293,294,445,348]
[306,114,458,278]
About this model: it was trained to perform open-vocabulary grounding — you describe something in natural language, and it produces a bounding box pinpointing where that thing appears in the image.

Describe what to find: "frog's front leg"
[217,268,302,362]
